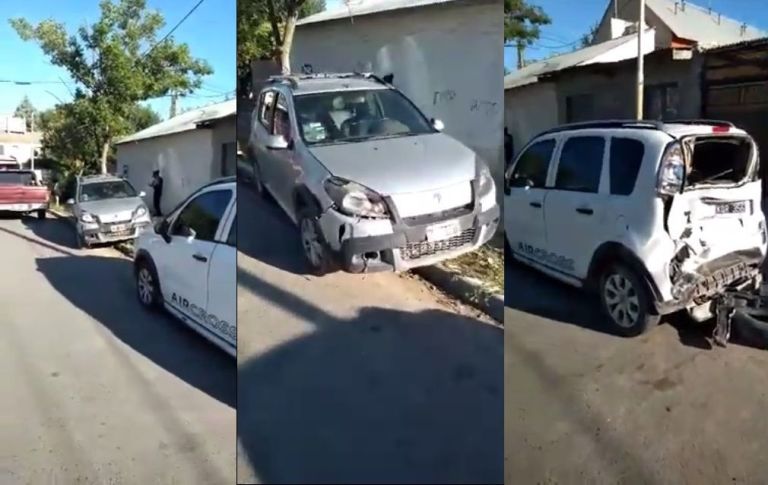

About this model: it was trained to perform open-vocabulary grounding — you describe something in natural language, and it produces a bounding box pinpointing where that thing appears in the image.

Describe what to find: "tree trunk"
[280,14,299,75]
[100,141,110,174]
[516,41,525,69]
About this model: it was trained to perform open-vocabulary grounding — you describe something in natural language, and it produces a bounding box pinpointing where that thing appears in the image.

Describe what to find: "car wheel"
[598,264,660,337]
[37,209,46,220]
[298,208,334,276]
[135,259,161,309]
[76,230,90,249]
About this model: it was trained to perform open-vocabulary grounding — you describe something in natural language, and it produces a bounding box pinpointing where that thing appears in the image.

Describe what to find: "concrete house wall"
[504,82,558,156]
[291,0,505,188]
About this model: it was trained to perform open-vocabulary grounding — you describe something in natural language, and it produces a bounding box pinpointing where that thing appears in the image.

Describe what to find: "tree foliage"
[14,96,39,131]
[237,0,325,80]
[580,22,600,48]
[504,0,551,45]
[10,0,212,174]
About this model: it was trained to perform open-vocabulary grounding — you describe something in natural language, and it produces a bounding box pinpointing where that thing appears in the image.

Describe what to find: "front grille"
[400,228,476,260]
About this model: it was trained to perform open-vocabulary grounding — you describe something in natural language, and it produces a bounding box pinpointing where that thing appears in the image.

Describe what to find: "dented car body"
[505,119,766,335]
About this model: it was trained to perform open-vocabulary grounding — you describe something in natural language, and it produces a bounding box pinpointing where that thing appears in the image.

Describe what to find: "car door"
[206,202,237,352]
[253,89,279,192]
[269,92,303,214]
[543,134,609,279]
[161,186,234,326]
[504,137,557,264]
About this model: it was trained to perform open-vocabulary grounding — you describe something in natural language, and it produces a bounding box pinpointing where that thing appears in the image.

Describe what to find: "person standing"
[149,170,164,216]
[504,127,514,170]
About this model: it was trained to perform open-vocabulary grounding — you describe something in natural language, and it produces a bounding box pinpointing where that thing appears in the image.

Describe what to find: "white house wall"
[116,129,215,214]
[292,0,505,189]
[0,142,38,166]
[504,82,559,157]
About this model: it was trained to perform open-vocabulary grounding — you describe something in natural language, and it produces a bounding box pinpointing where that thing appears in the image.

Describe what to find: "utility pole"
[30,114,35,171]
[636,0,646,120]
[169,91,178,118]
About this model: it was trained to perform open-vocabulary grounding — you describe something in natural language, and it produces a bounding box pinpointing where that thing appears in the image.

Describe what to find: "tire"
[250,157,265,197]
[135,258,162,310]
[37,209,46,220]
[598,263,660,337]
[297,207,334,276]
[76,230,90,249]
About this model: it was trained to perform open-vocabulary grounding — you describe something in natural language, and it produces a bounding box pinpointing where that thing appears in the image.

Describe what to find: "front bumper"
[80,220,152,244]
[0,202,48,212]
[326,201,500,273]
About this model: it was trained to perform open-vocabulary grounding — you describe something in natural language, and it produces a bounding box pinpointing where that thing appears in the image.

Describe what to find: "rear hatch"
[663,130,764,299]
[0,171,49,204]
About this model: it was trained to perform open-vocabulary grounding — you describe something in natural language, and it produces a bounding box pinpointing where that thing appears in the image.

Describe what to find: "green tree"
[14,96,38,131]
[11,0,212,174]
[237,0,325,81]
[579,22,600,48]
[504,0,551,69]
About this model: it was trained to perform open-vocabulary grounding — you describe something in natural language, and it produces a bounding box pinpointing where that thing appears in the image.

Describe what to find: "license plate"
[110,224,129,232]
[426,220,461,242]
[715,201,747,214]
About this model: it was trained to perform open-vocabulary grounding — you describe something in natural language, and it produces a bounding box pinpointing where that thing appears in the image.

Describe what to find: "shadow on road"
[236,182,317,276]
[35,254,236,408]
[237,267,503,484]
[21,216,78,249]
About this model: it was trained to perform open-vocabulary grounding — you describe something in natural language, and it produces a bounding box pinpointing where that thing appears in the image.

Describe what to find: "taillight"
[657,142,685,195]
[712,125,730,133]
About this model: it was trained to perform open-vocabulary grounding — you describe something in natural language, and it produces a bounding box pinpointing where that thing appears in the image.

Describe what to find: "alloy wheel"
[603,272,641,328]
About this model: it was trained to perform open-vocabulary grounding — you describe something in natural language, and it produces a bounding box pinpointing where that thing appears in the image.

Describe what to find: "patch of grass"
[441,245,504,294]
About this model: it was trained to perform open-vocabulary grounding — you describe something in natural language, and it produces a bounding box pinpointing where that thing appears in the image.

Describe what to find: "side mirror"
[431,118,445,131]
[66,198,75,205]
[265,134,290,150]
[184,226,197,242]
[138,191,146,198]
[157,219,172,243]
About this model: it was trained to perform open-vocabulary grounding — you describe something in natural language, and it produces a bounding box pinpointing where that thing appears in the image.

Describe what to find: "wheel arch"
[587,242,663,310]
[293,184,322,217]
[134,249,164,300]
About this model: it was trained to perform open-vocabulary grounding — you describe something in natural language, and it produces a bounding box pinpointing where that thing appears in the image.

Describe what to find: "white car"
[133,177,236,356]
[505,120,767,336]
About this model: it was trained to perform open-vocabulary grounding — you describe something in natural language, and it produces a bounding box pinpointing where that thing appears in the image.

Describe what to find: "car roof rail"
[267,75,299,89]
[662,119,736,127]
[539,119,664,137]
[198,176,236,192]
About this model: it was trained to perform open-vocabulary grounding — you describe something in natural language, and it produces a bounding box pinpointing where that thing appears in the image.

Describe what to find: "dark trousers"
[153,193,162,216]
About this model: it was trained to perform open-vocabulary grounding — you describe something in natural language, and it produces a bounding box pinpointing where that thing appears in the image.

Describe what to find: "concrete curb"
[415,265,504,324]
[47,208,133,259]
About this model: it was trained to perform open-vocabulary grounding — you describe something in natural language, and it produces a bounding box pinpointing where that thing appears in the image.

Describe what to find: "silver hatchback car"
[67,175,152,248]
[247,72,499,275]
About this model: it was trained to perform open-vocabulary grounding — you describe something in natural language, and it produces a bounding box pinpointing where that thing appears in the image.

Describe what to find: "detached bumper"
[333,204,500,273]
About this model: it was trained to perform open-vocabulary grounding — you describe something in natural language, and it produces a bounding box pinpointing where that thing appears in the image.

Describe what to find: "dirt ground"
[504,259,768,484]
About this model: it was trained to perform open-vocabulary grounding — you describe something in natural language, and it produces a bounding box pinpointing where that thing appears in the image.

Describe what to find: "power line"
[143,0,206,56]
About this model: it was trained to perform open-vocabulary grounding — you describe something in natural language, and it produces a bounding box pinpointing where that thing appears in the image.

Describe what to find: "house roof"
[645,0,765,47]
[0,131,41,144]
[116,99,236,145]
[297,0,460,26]
[504,29,653,90]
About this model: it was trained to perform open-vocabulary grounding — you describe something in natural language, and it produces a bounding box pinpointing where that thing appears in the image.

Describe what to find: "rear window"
[555,136,605,193]
[689,136,754,186]
[0,172,36,186]
[609,137,644,196]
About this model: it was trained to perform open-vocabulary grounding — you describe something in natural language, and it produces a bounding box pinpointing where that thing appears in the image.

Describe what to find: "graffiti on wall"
[470,99,499,117]
[433,89,457,105]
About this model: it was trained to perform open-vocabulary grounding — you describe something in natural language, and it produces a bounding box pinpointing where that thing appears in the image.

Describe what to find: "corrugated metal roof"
[116,99,236,145]
[646,0,765,48]
[297,0,459,25]
[504,30,649,90]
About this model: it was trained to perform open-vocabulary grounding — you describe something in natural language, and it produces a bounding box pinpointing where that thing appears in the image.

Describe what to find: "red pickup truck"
[0,170,50,219]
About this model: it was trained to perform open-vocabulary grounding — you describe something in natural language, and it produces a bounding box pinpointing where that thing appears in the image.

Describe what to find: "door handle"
[576,207,594,215]
[192,253,208,262]
[530,201,542,208]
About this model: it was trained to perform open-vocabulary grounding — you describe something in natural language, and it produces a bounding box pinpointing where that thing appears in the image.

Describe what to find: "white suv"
[133,177,236,356]
[504,120,767,336]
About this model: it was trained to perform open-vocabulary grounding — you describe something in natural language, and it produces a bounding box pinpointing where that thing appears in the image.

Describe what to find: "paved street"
[504,259,768,484]
[0,215,235,484]
[236,183,503,484]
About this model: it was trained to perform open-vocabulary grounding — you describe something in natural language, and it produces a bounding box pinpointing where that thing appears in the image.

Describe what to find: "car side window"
[172,189,232,242]
[555,136,605,193]
[273,95,292,141]
[227,214,236,246]
[609,137,644,196]
[510,139,555,188]
[259,91,277,132]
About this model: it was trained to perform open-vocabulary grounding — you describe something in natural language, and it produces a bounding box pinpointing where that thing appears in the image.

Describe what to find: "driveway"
[504,258,768,484]
[236,183,504,484]
[0,215,235,484]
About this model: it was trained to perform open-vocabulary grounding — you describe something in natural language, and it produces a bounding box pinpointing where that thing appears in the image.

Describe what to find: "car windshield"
[293,88,434,146]
[79,180,137,202]
[0,172,36,186]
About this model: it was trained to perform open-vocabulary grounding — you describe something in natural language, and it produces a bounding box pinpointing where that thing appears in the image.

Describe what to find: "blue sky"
[504,0,768,70]
[0,0,235,120]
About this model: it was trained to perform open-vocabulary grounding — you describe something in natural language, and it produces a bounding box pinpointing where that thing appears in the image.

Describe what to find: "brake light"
[657,141,685,195]
[712,125,730,133]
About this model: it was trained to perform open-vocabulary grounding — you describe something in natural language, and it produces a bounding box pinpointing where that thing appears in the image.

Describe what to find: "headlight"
[134,205,148,219]
[80,212,95,223]
[478,161,495,195]
[323,177,389,219]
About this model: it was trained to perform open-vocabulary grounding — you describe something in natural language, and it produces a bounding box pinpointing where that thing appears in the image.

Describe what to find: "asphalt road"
[236,182,504,484]
[504,258,768,484]
[0,215,235,484]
